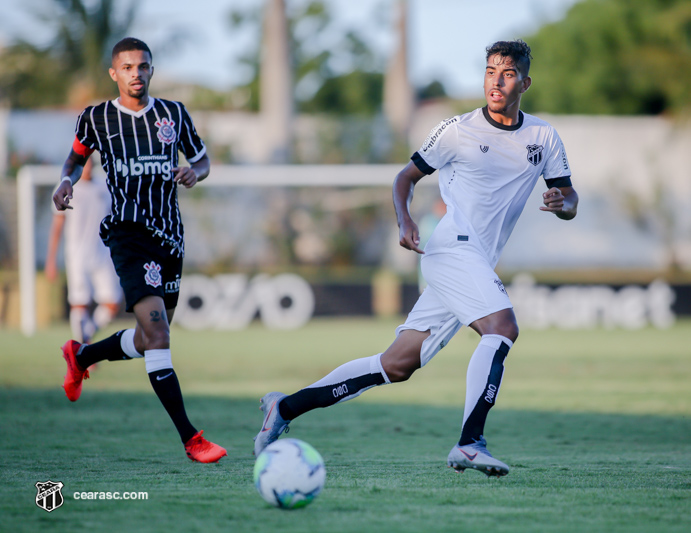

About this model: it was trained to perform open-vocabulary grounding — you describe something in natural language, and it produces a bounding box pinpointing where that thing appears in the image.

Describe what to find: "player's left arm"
[173,153,210,189]
[540,185,578,220]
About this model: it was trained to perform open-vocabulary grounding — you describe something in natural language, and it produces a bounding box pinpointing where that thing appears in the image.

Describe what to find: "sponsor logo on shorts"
[143,261,162,288]
[165,275,181,294]
[494,279,507,295]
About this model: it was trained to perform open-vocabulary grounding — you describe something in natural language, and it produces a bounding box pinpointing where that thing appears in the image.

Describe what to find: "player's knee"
[382,359,418,383]
[142,325,170,350]
[501,322,519,343]
[480,317,519,342]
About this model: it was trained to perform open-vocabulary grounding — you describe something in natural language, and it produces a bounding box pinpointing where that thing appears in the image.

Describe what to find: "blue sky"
[2,0,580,98]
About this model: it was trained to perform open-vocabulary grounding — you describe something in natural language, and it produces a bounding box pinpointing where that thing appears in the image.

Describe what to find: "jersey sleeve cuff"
[186,145,207,164]
[411,151,436,175]
[545,176,572,188]
[72,136,95,157]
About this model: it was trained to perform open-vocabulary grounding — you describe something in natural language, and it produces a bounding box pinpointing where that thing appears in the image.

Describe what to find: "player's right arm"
[53,149,89,211]
[393,161,427,254]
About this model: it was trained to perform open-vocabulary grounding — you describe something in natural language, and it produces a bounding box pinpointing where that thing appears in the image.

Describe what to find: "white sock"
[120,329,143,358]
[280,353,391,420]
[462,334,513,427]
[306,353,390,403]
[145,349,173,374]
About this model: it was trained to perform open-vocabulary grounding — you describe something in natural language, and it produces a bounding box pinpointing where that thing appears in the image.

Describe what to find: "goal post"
[18,165,61,336]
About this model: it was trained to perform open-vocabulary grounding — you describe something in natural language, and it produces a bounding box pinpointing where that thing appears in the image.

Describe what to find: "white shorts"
[66,262,121,307]
[396,251,512,367]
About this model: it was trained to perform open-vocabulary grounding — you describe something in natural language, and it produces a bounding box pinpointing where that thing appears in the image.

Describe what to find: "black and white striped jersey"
[73,97,207,256]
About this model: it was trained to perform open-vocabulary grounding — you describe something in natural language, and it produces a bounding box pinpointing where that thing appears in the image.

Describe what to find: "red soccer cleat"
[185,430,228,463]
[61,340,89,402]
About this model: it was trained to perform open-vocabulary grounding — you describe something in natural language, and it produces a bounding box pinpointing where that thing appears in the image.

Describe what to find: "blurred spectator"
[46,157,121,343]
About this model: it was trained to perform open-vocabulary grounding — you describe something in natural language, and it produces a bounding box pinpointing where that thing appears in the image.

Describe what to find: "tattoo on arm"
[150,311,161,322]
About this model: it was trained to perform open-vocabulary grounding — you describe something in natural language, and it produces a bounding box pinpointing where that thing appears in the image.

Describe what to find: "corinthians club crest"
[155,117,177,145]
[35,480,64,512]
[526,144,544,166]
[144,261,162,288]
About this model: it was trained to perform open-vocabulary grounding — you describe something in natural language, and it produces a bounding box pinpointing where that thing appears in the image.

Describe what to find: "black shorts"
[106,222,183,312]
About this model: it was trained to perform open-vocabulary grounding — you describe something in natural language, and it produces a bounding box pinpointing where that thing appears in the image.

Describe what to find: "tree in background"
[229,0,388,115]
[522,0,691,116]
[0,0,138,108]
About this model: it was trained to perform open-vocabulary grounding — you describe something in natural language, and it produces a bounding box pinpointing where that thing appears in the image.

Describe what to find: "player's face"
[109,50,154,100]
[483,54,531,121]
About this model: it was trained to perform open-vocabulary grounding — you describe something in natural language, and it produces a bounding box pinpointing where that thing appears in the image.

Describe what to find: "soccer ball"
[253,438,326,509]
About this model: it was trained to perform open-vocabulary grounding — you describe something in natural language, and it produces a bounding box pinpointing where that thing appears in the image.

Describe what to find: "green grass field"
[1,317,690,532]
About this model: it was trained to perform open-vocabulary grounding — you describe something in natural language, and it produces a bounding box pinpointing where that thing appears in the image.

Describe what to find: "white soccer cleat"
[253,392,290,457]
[447,436,509,477]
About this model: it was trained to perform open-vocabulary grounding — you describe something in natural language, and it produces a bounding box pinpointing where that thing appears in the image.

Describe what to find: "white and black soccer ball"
[253,438,326,509]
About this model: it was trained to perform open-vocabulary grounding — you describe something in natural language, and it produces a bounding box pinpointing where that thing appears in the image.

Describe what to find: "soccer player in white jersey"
[46,157,121,345]
[53,38,226,463]
[254,40,579,477]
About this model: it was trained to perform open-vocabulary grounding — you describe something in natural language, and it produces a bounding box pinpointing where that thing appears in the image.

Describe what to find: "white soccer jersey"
[412,107,572,268]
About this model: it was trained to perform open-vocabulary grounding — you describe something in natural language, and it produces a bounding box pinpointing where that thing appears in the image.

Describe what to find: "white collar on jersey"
[111,97,155,117]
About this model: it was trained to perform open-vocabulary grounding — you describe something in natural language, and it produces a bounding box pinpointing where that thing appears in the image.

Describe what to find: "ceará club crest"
[526,144,544,166]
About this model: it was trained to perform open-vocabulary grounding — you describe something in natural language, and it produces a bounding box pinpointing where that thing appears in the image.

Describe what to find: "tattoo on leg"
[150,311,161,322]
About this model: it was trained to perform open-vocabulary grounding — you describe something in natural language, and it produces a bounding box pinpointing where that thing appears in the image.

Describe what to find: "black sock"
[279,373,386,420]
[148,369,197,444]
[459,341,509,446]
[77,330,130,368]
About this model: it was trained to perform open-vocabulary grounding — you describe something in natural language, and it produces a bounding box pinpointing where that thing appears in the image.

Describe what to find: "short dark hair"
[111,37,152,63]
[486,40,532,76]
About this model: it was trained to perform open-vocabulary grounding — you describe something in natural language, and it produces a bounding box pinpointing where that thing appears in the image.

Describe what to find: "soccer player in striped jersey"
[53,37,226,463]
[254,40,579,476]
